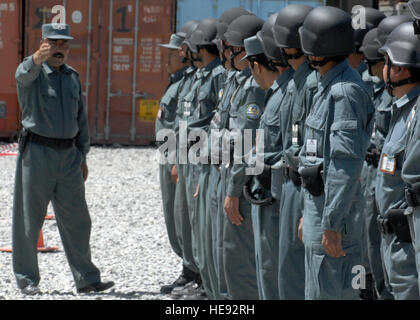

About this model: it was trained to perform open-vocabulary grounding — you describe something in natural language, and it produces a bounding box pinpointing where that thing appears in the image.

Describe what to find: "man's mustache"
[52,52,64,58]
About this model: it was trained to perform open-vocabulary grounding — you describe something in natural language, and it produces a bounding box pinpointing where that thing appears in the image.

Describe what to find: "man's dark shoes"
[77,281,115,294]
[20,284,41,295]
[160,266,196,294]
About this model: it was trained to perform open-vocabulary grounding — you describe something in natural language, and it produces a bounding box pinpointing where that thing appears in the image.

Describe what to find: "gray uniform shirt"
[16,56,89,158]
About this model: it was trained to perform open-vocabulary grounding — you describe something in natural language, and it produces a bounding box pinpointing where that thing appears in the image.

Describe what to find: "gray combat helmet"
[189,18,218,53]
[272,4,313,49]
[256,13,287,64]
[177,20,200,39]
[352,8,385,49]
[379,22,420,68]
[359,28,383,77]
[376,15,413,47]
[359,28,382,61]
[379,22,420,95]
[216,7,254,42]
[224,15,265,47]
[408,0,420,34]
[299,6,355,57]
[224,15,264,70]
[409,0,420,19]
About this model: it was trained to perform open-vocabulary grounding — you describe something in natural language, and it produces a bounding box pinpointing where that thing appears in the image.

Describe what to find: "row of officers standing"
[155,0,420,300]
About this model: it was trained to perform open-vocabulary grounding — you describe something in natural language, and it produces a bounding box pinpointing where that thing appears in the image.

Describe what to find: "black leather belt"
[282,166,302,187]
[365,149,381,168]
[377,216,394,235]
[406,188,420,208]
[28,131,77,150]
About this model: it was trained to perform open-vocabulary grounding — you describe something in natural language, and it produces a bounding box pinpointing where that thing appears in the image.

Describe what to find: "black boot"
[160,265,196,294]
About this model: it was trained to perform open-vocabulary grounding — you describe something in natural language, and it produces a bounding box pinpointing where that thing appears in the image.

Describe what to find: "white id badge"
[306,139,317,162]
[380,153,396,175]
[157,107,163,120]
[292,124,299,145]
[183,102,191,117]
[229,117,238,129]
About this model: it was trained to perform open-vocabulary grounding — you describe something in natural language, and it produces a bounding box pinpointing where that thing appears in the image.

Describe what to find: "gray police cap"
[42,23,73,40]
[159,34,183,49]
[241,35,265,62]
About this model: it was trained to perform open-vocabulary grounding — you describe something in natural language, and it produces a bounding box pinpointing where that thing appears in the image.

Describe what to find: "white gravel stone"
[0,146,182,300]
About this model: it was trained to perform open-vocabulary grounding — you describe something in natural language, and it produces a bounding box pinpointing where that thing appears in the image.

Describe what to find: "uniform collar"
[43,62,72,75]
[394,85,420,110]
[319,60,350,92]
[275,67,294,89]
[236,67,251,83]
[202,57,221,77]
[357,61,367,76]
[293,60,312,90]
[171,66,188,83]
[184,66,196,76]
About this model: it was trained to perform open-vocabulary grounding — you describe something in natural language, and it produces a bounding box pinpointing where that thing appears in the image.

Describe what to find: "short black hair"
[199,44,219,56]
[248,53,277,73]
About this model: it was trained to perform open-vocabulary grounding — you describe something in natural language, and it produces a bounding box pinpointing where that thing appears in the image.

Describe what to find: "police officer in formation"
[156,1,420,300]
[13,24,114,295]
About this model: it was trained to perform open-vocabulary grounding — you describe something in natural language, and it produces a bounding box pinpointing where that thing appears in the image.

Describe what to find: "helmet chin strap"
[220,41,229,68]
[281,48,304,62]
[229,48,244,72]
[386,58,417,96]
[306,56,341,68]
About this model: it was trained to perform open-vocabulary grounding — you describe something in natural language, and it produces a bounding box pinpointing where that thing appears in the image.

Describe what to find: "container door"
[0,0,21,139]
[96,0,175,145]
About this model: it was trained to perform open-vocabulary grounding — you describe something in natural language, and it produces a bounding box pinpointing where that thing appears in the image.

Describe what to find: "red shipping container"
[21,0,175,145]
[0,0,22,140]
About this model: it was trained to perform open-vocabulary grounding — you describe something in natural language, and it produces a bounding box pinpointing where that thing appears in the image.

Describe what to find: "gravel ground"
[0,145,182,300]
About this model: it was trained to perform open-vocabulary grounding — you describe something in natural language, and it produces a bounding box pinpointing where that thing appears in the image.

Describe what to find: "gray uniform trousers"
[174,163,199,273]
[159,163,182,258]
[363,162,394,299]
[278,179,305,300]
[13,142,100,289]
[251,192,280,300]
[195,164,214,298]
[220,166,259,300]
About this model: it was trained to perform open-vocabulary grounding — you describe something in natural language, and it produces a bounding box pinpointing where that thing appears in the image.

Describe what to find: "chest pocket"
[69,85,80,119]
[40,81,58,110]
[197,83,216,119]
[262,105,281,145]
[330,120,359,159]
[375,105,391,138]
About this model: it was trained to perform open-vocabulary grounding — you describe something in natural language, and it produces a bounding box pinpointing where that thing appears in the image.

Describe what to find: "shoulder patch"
[246,103,261,120]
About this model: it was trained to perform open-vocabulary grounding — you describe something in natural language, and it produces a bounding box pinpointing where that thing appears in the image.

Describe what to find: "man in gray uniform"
[348,8,385,78]
[404,0,420,294]
[298,6,374,300]
[242,14,292,300]
[161,20,200,295]
[359,27,394,300]
[272,4,318,300]
[220,14,265,300]
[375,22,420,300]
[13,24,114,295]
[172,18,226,299]
[156,33,191,293]
[197,7,253,300]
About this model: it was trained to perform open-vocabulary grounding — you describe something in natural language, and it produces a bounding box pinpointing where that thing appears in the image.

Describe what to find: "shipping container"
[176,0,326,30]
[0,0,21,140]
[0,0,387,145]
